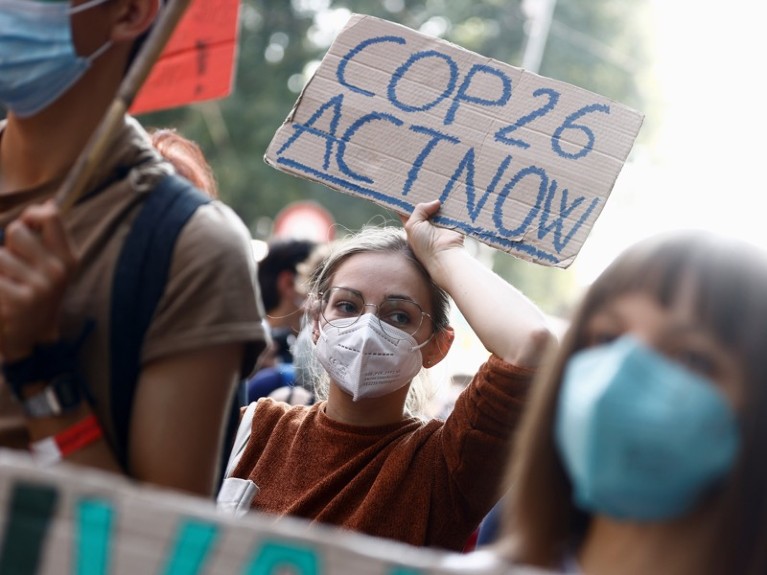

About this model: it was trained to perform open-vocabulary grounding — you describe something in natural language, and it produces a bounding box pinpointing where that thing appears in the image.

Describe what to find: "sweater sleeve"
[439,354,536,520]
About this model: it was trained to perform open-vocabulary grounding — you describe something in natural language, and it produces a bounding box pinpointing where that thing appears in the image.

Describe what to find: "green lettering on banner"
[0,482,59,575]
[245,541,319,575]
[75,498,115,575]
[161,520,219,575]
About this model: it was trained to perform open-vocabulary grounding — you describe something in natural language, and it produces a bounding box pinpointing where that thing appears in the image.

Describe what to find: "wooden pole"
[55,0,194,213]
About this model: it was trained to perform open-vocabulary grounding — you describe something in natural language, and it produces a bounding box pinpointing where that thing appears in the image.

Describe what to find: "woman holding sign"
[488,229,767,575]
[221,200,555,551]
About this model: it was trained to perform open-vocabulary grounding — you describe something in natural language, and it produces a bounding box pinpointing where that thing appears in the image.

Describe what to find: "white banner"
[0,451,556,574]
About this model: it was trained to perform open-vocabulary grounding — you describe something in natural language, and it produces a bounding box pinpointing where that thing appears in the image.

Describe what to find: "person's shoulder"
[189,200,252,244]
[255,396,311,421]
[119,117,171,173]
[177,201,255,265]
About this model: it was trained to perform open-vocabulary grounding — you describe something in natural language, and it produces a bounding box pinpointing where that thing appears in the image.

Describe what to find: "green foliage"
[137,0,654,315]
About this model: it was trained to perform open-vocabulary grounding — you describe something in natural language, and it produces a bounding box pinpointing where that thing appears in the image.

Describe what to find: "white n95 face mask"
[314,313,427,401]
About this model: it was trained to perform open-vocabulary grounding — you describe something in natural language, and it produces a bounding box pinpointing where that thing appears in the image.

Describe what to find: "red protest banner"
[130,0,240,115]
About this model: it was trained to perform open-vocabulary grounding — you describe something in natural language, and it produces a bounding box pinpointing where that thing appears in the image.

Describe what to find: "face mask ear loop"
[69,0,114,63]
[317,320,328,341]
[69,0,113,15]
[410,330,435,352]
[86,39,113,63]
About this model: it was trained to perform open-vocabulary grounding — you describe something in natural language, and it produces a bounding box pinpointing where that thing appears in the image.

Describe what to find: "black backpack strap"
[110,173,210,469]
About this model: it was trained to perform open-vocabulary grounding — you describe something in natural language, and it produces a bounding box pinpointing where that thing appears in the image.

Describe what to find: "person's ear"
[311,316,320,344]
[110,0,160,42]
[307,295,322,344]
[423,327,454,368]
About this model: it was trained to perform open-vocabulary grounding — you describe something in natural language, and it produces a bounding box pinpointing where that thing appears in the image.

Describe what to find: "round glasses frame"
[319,287,433,340]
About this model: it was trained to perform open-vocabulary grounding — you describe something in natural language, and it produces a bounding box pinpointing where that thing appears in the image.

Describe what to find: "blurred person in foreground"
[0,0,267,496]
[475,229,767,575]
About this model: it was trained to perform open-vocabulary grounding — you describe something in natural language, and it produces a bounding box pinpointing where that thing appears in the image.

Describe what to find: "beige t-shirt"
[0,117,267,460]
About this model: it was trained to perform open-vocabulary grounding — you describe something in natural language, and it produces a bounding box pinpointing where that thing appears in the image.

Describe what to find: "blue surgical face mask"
[555,335,739,521]
[0,0,113,118]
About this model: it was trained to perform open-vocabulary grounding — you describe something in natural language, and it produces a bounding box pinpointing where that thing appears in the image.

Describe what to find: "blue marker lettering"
[537,180,600,252]
[337,36,407,97]
[495,87,559,149]
[551,103,610,160]
[338,112,404,183]
[402,125,460,196]
[493,165,549,237]
[388,50,458,113]
[439,148,513,222]
[277,94,345,171]
[444,63,512,125]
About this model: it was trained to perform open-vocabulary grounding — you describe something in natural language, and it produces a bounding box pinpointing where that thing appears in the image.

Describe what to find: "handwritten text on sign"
[265,14,644,267]
[0,452,549,575]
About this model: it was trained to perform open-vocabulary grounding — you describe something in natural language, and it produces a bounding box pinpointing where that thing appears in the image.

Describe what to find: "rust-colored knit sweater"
[231,354,534,551]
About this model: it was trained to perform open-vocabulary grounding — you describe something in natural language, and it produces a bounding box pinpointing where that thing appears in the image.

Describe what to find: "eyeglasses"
[319,287,433,339]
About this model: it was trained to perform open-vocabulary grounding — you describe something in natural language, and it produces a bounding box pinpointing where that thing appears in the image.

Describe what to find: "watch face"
[24,373,83,418]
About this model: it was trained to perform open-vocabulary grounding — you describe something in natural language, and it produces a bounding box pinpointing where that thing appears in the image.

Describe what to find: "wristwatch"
[3,339,84,418]
[17,372,83,418]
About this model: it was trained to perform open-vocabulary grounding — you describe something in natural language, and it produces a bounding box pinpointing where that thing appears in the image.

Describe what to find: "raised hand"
[402,200,464,274]
[0,201,78,361]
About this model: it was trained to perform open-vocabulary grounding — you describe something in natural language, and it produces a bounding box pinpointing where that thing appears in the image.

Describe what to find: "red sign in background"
[273,201,337,242]
[131,0,240,115]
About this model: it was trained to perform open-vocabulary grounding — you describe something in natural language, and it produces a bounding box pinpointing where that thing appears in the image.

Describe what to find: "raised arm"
[403,200,555,368]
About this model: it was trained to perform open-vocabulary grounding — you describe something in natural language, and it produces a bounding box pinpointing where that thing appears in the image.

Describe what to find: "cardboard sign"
[130,0,240,115]
[265,14,644,267]
[0,451,554,575]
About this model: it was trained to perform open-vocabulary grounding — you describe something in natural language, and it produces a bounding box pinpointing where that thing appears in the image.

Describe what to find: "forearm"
[428,248,555,367]
[4,339,124,474]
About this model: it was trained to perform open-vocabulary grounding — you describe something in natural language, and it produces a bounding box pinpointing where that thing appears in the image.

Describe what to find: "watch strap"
[3,322,93,400]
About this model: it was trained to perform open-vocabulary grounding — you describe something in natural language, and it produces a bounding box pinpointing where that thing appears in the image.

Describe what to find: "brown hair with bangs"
[496,229,767,575]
